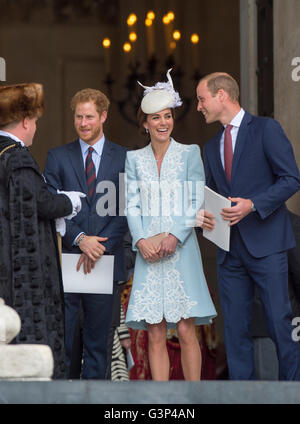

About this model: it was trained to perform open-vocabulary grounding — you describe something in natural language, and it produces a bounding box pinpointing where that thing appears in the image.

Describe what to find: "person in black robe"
[0,82,84,378]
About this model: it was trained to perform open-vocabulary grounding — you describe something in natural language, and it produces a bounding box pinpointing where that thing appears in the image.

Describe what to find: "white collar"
[227,108,245,128]
[0,130,25,146]
[79,134,105,156]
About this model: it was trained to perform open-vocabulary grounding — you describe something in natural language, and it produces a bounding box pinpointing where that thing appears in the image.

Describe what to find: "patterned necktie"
[224,124,233,182]
[85,146,96,198]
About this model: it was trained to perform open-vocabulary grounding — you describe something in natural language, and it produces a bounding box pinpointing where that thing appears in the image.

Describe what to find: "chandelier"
[102,10,202,126]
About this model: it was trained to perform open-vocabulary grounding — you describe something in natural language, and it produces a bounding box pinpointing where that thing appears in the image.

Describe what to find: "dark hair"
[136,107,176,137]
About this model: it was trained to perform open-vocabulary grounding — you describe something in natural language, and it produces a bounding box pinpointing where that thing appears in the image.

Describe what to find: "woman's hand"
[196,209,215,230]
[158,234,178,258]
[137,238,160,262]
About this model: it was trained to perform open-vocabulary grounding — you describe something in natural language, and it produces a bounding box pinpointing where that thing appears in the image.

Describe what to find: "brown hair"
[71,88,110,115]
[200,73,240,102]
[0,82,44,128]
[137,107,176,137]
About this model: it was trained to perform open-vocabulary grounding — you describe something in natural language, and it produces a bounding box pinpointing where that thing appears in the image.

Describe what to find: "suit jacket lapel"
[67,139,89,194]
[231,112,252,183]
[211,130,231,189]
[66,139,115,204]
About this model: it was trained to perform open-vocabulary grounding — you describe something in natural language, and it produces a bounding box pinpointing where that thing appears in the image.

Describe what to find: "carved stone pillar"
[239,0,258,115]
[274,0,300,214]
[0,298,54,380]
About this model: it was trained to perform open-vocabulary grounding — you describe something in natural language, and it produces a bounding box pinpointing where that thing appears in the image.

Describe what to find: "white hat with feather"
[138,69,182,114]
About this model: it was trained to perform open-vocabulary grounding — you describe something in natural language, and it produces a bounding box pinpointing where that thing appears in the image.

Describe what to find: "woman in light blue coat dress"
[125,70,216,380]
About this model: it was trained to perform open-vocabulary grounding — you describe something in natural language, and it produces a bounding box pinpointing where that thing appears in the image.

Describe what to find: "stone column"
[0,57,5,81]
[274,0,300,214]
[0,298,54,380]
[239,0,258,114]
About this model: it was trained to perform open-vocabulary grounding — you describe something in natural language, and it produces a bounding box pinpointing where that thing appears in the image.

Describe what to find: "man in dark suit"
[196,72,300,380]
[44,88,128,379]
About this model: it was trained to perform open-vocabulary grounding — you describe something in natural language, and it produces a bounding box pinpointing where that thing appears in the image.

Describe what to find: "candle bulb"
[167,11,175,22]
[126,14,137,65]
[123,42,132,53]
[129,32,137,64]
[147,11,155,21]
[173,30,181,42]
[190,33,200,69]
[102,37,111,74]
[127,13,137,27]
[145,18,155,59]
[129,32,137,43]
[163,15,172,56]
[170,41,177,61]
[123,42,132,68]
[172,30,181,62]
[145,11,155,60]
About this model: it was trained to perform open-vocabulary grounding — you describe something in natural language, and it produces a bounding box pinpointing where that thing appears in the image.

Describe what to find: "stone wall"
[274,0,300,214]
[0,0,240,170]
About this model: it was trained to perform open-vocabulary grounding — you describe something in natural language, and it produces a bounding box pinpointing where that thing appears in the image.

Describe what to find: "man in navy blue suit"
[44,88,127,379]
[196,72,300,380]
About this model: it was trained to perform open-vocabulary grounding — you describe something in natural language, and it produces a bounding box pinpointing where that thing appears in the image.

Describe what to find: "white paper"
[61,253,114,294]
[203,185,231,251]
[126,348,135,371]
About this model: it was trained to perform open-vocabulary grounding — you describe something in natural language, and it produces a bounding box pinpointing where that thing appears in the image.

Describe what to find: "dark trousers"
[64,291,114,379]
[218,227,300,380]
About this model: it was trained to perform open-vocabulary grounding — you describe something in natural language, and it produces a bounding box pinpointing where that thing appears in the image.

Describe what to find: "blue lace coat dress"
[125,138,217,330]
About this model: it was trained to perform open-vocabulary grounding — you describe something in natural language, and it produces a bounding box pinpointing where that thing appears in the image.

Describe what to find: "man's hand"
[137,238,160,262]
[158,234,178,258]
[77,235,108,261]
[76,253,96,274]
[196,209,215,231]
[120,338,131,350]
[221,197,252,226]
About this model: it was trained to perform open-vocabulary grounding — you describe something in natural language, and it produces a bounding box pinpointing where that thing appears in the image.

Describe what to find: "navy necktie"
[85,146,96,198]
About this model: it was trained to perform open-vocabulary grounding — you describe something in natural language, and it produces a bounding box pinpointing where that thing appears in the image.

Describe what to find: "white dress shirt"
[79,134,105,176]
[220,108,245,168]
[0,130,25,146]
[73,135,105,245]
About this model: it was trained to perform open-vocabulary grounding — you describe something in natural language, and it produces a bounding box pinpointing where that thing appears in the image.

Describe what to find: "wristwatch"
[250,201,256,212]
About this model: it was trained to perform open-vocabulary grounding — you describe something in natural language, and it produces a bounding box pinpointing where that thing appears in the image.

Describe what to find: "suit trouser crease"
[64,291,114,379]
